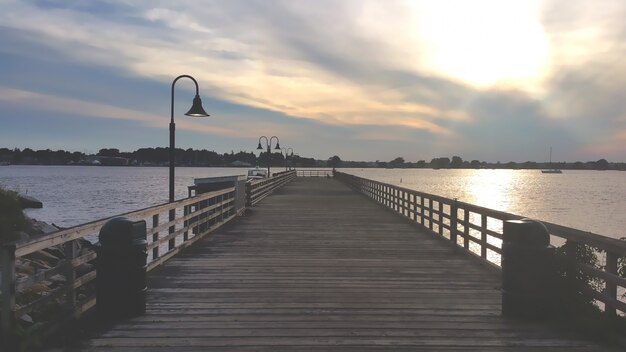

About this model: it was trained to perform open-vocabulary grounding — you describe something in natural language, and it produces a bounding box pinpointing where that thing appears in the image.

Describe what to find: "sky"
[1,0,625,163]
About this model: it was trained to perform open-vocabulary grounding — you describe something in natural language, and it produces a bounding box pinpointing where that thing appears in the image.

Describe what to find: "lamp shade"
[257,142,263,150]
[184,95,210,117]
[275,142,281,149]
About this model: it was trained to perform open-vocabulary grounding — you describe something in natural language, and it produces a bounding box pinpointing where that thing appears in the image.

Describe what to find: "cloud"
[1,0,626,161]
[0,87,242,137]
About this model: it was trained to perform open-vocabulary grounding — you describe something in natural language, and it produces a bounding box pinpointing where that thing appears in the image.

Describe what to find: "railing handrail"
[247,170,296,206]
[12,187,233,257]
[1,186,240,349]
[334,171,626,317]
[296,169,332,177]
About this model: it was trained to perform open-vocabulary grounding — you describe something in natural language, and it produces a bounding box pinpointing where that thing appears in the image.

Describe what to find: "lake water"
[0,166,624,240]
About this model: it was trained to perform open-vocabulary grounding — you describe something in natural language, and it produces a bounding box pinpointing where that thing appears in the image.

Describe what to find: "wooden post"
[245,183,252,207]
[564,240,577,294]
[152,214,159,260]
[220,194,225,222]
[428,199,433,231]
[1,244,16,347]
[64,241,77,311]
[168,208,176,251]
[605,251,618,317]
[481,214,487,259]
[463,209,470,250]
[438,201,444,236]
[450,200,458,246]
[420,196,425,226]
[394,188,398,213]
[183,205,189,241]
[403,193,408,218]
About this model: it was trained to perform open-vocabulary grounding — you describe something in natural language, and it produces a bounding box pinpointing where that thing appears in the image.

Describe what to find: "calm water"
[0,166,246,227]
[0,166,624,240]
[344,168,625,240]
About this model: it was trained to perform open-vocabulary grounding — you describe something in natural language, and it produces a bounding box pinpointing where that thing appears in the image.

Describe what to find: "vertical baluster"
[394,188,398,212]
[481,214,487,259]
[463,209,470,250]
[420,196,425,226]
[1,244,16,347]
[220,194,225,222]
[450,200,458,246]
[402,191,406,216]
[605,251,618,317]
[394,188,398,211]
[428,199,433,231]
[168,207,175,251]
[438,201,444,236]
[183,205,189,241]
[64,241,77,312]
[152,214,159,260]
[396,189,400,213]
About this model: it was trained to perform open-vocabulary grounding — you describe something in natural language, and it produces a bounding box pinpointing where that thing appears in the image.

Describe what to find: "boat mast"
[549,146,552,166]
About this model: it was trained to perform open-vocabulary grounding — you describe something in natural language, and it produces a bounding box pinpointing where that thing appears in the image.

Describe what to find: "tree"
[450,156,463,168]
[430,157,450,169]
[328,155,342,168]
[98,148,120,157]
[594,159,609,170]
[389,157,405,168]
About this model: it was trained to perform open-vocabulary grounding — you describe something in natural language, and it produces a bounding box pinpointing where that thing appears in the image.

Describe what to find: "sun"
[408,0,549,90]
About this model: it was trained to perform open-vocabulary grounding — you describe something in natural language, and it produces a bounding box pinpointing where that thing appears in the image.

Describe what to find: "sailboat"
[541,147,562,174]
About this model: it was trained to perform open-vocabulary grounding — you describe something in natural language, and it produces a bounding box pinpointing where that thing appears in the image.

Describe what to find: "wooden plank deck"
[73,177,610,351]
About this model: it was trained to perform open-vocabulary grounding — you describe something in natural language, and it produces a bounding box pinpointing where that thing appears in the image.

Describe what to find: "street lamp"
[169,75,209,251]
[281,147,293,170]
[170,74,209,203]
[257,135,280,176]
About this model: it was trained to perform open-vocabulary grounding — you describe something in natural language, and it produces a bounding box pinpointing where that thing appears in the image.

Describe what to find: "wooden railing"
[246,170,296,206]
[296,169,333,177]
[335,171,626,316]
[1,187,238,347]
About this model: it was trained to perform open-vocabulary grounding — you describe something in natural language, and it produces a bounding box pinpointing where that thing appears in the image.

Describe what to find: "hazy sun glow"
[409,0,549,90]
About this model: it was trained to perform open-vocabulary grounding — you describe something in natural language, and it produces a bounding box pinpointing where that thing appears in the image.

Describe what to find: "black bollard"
[502,219,556,319]
[96,217,147,321]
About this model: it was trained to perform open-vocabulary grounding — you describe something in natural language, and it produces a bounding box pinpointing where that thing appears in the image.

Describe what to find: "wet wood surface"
[73,177,610,351]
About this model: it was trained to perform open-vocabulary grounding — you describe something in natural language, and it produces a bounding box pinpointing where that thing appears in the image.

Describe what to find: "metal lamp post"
[281,147,293,170]
[169,75,209,249]
[257,136,280,176]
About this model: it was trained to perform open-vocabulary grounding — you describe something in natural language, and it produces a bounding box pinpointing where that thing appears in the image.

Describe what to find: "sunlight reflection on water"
[343,168,625,240]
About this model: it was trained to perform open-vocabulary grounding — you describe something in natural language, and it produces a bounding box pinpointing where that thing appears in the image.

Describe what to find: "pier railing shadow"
[334,171,626,321]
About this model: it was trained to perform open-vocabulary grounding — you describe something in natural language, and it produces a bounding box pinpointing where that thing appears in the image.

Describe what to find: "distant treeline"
[0,147,319,167]
[334,156,625,171]
[1,148,624,170]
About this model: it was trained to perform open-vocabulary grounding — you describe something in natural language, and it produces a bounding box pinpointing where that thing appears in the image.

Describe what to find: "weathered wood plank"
[74,178,612,351]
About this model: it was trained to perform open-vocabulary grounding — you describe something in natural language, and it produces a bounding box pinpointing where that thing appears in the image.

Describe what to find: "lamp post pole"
[257,136,280,176]
[169,75,209,249]
[281,147,293,171]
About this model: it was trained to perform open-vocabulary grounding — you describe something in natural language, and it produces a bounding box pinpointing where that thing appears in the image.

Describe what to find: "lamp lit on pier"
[257,136,280,175]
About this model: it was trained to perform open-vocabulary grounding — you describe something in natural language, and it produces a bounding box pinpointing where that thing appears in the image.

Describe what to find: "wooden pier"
[71,177,611,351]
